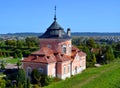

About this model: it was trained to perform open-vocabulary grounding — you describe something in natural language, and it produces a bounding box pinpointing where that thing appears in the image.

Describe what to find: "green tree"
[3,52,6,57]
[6,52,10,57]
[86,38,96,48]
[104,45,115,64]
[12,84,16,88]
[41,75,53,86]
[17,60,21,70]
[115,43,120,51]
[31,69,41,86]
[0,78,6,88]
[27,78,30,88]
[14,49,23,59]
[92,53,96,65]
[14,53,18,58]
[0,50,3,57]
[25,37,39,48]
[17,40,25,48]
[1,60,5,70]
[83,46,92,62]
[17,69,26,87]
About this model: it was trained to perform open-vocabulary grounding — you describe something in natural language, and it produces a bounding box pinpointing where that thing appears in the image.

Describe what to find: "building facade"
[22,15,86,79]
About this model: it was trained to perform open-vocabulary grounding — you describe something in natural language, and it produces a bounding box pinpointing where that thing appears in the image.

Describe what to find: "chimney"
[59,30,62,37]
[67,28,71,36]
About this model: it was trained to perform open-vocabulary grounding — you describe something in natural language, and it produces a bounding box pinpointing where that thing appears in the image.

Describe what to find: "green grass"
[44,61,120,88]
[0,57,20,64]
[0,73,6,78]
[6,58,20,64]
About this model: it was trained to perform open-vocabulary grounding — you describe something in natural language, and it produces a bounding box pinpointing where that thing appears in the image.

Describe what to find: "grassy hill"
[44,60,120,88]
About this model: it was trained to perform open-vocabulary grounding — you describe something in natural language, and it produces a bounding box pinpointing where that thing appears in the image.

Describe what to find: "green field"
[6,58,19,64]
[44,60,120,88]
[0,57,19,64]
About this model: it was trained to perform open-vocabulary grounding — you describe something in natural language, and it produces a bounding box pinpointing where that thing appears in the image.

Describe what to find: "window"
[62,45,67,54]
[27,67,32,76]
[38,68,43,73]
[47,44,51,48]
[63,47,66,54]
[64,66,66,74]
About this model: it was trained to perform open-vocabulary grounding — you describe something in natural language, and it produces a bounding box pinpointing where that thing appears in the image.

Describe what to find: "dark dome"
[39,20,71,39]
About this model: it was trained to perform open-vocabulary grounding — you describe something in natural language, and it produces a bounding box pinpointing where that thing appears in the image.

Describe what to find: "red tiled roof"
[22,46,86,63]
[22,54,56,63]
[71,46,86,59]
[71,46,79,58]
[78,51,86,56]
[55,53,71,62]
[32,47,53,56]
[22,47,56,63]
[72,46,79,51]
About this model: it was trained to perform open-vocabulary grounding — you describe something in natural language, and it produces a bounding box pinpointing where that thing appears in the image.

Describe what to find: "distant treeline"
[1,32,120,37]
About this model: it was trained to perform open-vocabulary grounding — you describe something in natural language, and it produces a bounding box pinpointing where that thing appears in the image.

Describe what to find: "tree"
[1,60,5,70]
[27,78,30,88]
[31,69,41,86]
[104,45,115,64]
[17,60,21,70]
[86,38,96,48]
[3,51,6,57]
[17,40,24,48]
[0,78,6,88]
[25,37,39,48]
[92,53,96,65]
[14,53,18,58]
[13,84,16,88]
[6,52,10,57]
[14,49,23,59]
[83,46,92,62]
[40,75,53,86]
[0,49,3,57]
[17,69,26,87]
[115,43,120,51]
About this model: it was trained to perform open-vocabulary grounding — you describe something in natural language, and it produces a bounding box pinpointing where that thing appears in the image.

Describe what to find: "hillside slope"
[44,60,120,88]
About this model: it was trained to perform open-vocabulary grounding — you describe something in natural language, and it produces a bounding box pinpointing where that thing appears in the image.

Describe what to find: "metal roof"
[39,20,71,39]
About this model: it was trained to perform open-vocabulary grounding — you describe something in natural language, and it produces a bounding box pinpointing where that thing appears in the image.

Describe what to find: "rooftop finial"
[54,6,57,21]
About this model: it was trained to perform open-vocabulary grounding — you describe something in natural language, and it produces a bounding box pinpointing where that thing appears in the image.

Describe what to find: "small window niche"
[47,44,51,48]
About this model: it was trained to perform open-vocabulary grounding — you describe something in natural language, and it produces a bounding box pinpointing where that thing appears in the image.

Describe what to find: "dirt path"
[5,63,18,69]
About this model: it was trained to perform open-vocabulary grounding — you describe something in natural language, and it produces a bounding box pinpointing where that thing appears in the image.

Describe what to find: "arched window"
[38,67,43,73]
[27,67,32,77]
[47,44,51,48]
[63,47,66,54]
[68,64,70,73]
[62,45,67,54]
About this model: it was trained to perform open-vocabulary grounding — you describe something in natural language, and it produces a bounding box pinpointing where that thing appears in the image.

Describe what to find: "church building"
[22,8,86,79]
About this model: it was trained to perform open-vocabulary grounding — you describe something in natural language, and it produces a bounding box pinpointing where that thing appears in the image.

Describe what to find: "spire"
[54,6,57,21]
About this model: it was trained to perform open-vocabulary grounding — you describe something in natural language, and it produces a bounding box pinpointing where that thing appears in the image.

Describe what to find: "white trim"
[47,64,49,76]
[52,68,56,77]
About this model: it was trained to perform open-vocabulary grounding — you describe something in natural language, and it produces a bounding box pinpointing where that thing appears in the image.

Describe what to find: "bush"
[31,69,53,87]
[53,77,61,82]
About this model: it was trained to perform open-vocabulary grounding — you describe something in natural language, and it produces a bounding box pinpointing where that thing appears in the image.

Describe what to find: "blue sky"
[0,0,120,34]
